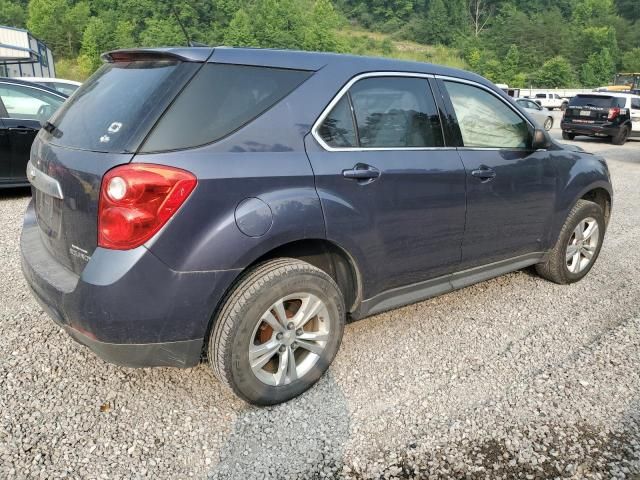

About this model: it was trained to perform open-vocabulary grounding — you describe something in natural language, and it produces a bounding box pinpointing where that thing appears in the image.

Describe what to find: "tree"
[78,17,113,74]
[0,0,26,28]
[532,56,576,87]
[580,48,615,87]
[501,44,520,85]
[621,48,640,73]
[615,0,640,23]
[413,0,449,45]
[469,0,493,37]
[223,9,256,46]
[27,0,89,57]
[304,0,345,52]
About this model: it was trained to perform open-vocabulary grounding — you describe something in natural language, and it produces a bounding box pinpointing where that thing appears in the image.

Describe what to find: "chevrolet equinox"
[21,47,613,405]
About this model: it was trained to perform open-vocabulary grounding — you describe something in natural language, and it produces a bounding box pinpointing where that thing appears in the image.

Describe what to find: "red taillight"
[607,107,620,121]
[98,164,197,250]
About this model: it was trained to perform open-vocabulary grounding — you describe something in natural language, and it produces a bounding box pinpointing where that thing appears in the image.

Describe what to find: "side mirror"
[532,128,551,150]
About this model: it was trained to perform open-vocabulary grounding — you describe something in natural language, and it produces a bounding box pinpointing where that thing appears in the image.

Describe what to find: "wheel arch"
[550,180,612,250]
[201,238,362,360]
[580,187,612,227]
[248,238,362,313]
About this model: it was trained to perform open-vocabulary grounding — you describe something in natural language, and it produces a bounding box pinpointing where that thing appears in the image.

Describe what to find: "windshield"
[44,60,198,153]
[570,95,625,108]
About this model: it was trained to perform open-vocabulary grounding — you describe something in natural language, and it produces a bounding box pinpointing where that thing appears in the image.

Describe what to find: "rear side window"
[570,95,625,108]
[47,60,197,153]
[444,81,531,149]
[632,98,640,110]
[141,64,311,152]
[318,76,444,149]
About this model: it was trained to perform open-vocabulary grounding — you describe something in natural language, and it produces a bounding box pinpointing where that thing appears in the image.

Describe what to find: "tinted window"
[142,64,311,152]
[318,95,357,148]
[0,83,64,123]
[52,82,79,96]
[632,98,640,110]
[535,93,546,98]
[46,60,197,153]
[570,95,625,108]
[348,77,443,148]
[444,81,531,149]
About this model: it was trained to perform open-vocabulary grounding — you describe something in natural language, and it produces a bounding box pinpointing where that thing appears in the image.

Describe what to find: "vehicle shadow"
[206,370,350,479]
[0,187,31,200]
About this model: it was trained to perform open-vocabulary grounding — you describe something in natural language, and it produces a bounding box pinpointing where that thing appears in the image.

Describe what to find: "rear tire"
[611,126,630,145]
[535,200,605,284]
[562,131,575,140]
[209,258,345,405]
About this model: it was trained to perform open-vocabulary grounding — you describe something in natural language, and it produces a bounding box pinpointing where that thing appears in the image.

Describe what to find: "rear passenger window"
[142,64,311,152]
[444,81,531,149]
[632,98,640,110]
[317,76,444,149]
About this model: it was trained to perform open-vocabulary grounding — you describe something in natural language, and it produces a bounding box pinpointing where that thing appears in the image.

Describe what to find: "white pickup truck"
[531,92,569,111]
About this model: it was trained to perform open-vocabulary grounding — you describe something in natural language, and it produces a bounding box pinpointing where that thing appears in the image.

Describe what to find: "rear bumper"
[20,200,240,368]
[561,121,620,137]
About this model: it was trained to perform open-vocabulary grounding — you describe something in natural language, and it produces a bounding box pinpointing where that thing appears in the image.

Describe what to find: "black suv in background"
[561,92,640,145]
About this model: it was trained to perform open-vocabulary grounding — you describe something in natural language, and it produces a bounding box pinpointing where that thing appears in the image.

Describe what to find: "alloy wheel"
[249,293,330,386]
[566,217,599,274]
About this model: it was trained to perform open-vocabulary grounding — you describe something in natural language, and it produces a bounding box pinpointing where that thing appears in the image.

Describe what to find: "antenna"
[170,4,192,46]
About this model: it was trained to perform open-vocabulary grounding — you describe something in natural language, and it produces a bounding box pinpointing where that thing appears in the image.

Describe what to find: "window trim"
[0,81,65,121]
[436,75,536,151]
[311,71,452,152]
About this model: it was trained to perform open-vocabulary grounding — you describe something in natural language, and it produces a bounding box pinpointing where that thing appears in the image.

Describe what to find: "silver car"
[516,98,554,130]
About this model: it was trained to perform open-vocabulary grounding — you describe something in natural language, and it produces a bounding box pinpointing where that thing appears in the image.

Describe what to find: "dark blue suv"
[21,47,613,405]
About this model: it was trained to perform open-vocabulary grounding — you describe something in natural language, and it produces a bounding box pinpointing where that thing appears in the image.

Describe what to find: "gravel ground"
[1,135,639,479]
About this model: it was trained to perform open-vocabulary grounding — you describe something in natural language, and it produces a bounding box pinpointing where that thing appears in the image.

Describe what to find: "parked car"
[21,48,613,405]
[516,98,554,130]
[15,77,81,96]
[561,92,640,145]
[533,92,569,111]
[0,78,66,188]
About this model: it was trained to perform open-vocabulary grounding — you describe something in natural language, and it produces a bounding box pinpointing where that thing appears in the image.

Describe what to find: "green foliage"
[0,0,633,88]
[580,48,616,87]
[532,56,576,88]
[27,0,89,57]
[0,0,26,27]
[621,48,640,72]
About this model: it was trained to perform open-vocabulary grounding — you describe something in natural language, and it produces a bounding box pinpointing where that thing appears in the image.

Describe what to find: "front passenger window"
[444,81,531,149]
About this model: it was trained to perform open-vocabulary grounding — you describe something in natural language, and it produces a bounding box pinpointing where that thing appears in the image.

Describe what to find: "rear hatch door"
[30,52,206,274]
[565,95,624,124]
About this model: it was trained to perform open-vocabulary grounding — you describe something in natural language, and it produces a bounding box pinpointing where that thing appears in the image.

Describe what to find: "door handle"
[471,167,496,182]
[9,127,37,135]
[342,163,380,182]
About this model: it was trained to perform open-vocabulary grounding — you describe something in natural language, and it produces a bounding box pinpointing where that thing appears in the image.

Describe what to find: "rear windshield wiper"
[43,121,62,137]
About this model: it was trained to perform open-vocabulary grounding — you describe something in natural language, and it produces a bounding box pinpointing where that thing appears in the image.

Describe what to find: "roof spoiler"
[101,47,214,64]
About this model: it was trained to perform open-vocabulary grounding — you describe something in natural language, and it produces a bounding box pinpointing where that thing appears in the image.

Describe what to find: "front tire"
[543,117,553,131]
[562,131,575,140]
[209,258,345,405]
[535,200,605,284]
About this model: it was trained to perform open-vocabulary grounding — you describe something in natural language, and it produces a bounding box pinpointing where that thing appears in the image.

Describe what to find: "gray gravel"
[1,136,640,479]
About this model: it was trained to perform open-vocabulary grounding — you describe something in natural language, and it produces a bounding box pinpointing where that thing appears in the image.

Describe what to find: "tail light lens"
[98,164,197,250]
[607,107,620,121]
